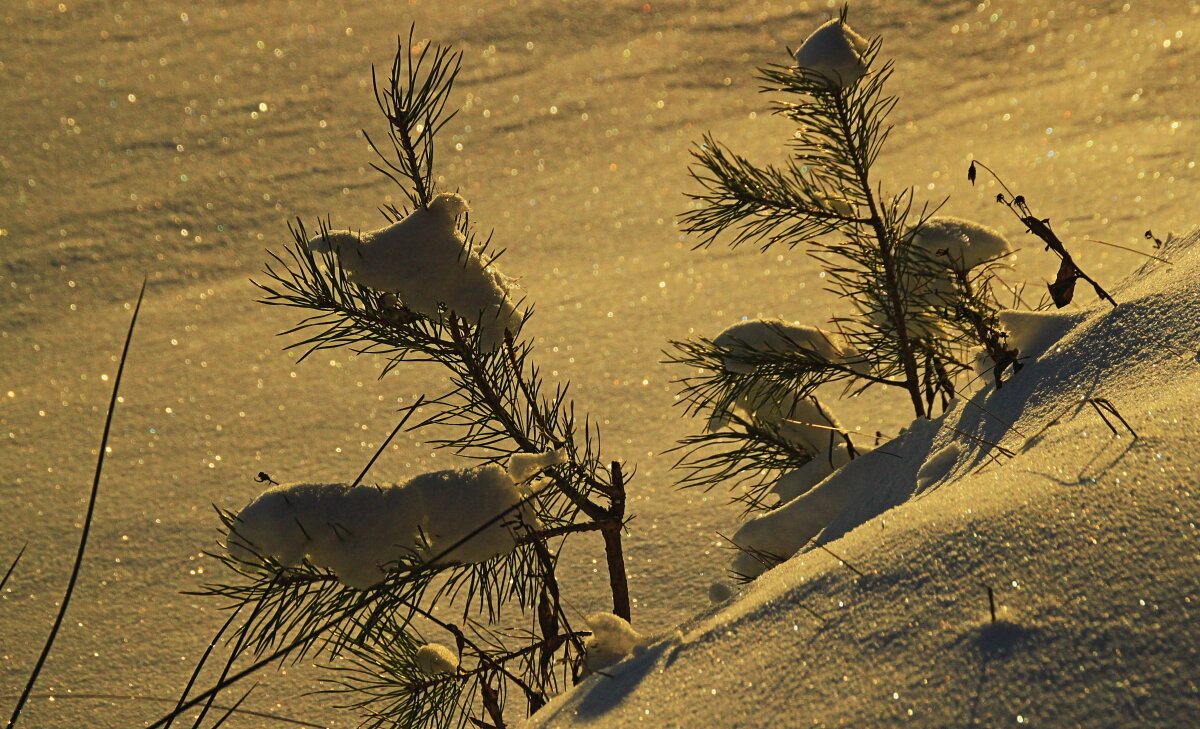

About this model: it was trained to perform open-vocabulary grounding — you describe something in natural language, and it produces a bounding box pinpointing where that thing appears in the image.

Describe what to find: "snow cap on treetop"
[306,191,521,350]
[794,17,871,86]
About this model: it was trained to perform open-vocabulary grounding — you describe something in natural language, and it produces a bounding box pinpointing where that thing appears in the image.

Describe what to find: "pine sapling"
[163,29,634,729]
[670,10,1016,521]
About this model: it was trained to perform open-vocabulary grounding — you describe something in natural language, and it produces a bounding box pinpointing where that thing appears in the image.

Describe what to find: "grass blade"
[5,279,147,729]
[0,543,27,594]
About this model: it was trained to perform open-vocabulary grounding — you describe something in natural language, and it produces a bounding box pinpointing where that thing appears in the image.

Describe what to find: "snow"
[915,442,961,491]
[3,2,1197,726]
[793,18,872,86]
[707,582,733,604]
[707,319,858,456]
[770,442,854,506]
[582,612,648,672]
[308,192,522,350]
[712,319,852,375]
[228,463,539,588]
[910,215,1013,274]
[525,231,1200,728]
[997,309,1090,361]
[414,643,459,675]
[506,448,568,485]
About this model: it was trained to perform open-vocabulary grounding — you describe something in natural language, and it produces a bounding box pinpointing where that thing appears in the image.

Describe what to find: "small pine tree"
[157,30,632,729]
[669,10,1014,520]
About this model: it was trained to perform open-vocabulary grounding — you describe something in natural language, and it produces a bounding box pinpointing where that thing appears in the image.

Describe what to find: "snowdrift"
[525,231,1200,728]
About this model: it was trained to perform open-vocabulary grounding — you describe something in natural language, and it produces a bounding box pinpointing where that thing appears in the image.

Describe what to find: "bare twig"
[350,396,426,488]
[0,543,27,594]
[602,462,632,622]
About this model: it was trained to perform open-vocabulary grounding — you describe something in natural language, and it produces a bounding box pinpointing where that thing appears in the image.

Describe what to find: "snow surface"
[2,2,1196,726]
[526,231,1200,728]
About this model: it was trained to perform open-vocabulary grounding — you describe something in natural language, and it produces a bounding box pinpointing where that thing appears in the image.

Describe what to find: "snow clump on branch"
[712,319,859,376]
[583,612,649,671]
[307,192,522,349]
[707,319,859,456]
[414,643,459,675]
[910,216,1012,275]
[227,451,563,589]
[794,18,871,86]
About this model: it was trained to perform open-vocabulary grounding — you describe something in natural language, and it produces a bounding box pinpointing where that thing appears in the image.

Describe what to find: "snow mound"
[228,462,541,588]
[526,231,1200,728]
[770,442,854,506]
[915,442,960,491]
[308,192,522,349]
[911,215,1012,273]
[583,612,648,672]
[997,309,1088,361]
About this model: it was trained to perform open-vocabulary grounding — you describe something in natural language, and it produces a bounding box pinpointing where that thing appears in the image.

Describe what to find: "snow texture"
[794,18,871,86]
[915,442,960,491]
[308,192,521,349]
[414,643,459,675]
[910,216,1012,274]
[529,231,1200,729]
[583,612,648,671]
[770,442,853,505]
[507,447,568,484]
[228,462,539,588]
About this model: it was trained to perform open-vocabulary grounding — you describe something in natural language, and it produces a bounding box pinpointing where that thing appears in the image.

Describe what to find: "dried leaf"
[1048,258,1081,307]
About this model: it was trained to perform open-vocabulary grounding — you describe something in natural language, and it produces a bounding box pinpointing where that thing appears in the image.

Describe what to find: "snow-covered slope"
[525,232,1200,727]
[1,1,1196,726]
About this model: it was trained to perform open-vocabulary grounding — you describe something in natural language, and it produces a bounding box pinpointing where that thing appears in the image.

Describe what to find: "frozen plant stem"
[603,462,631,622]
[7,280,146,729]
[969,160,1115,308]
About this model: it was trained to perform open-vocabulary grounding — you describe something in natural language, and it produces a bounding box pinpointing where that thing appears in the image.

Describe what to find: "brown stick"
[602,461,632,622]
